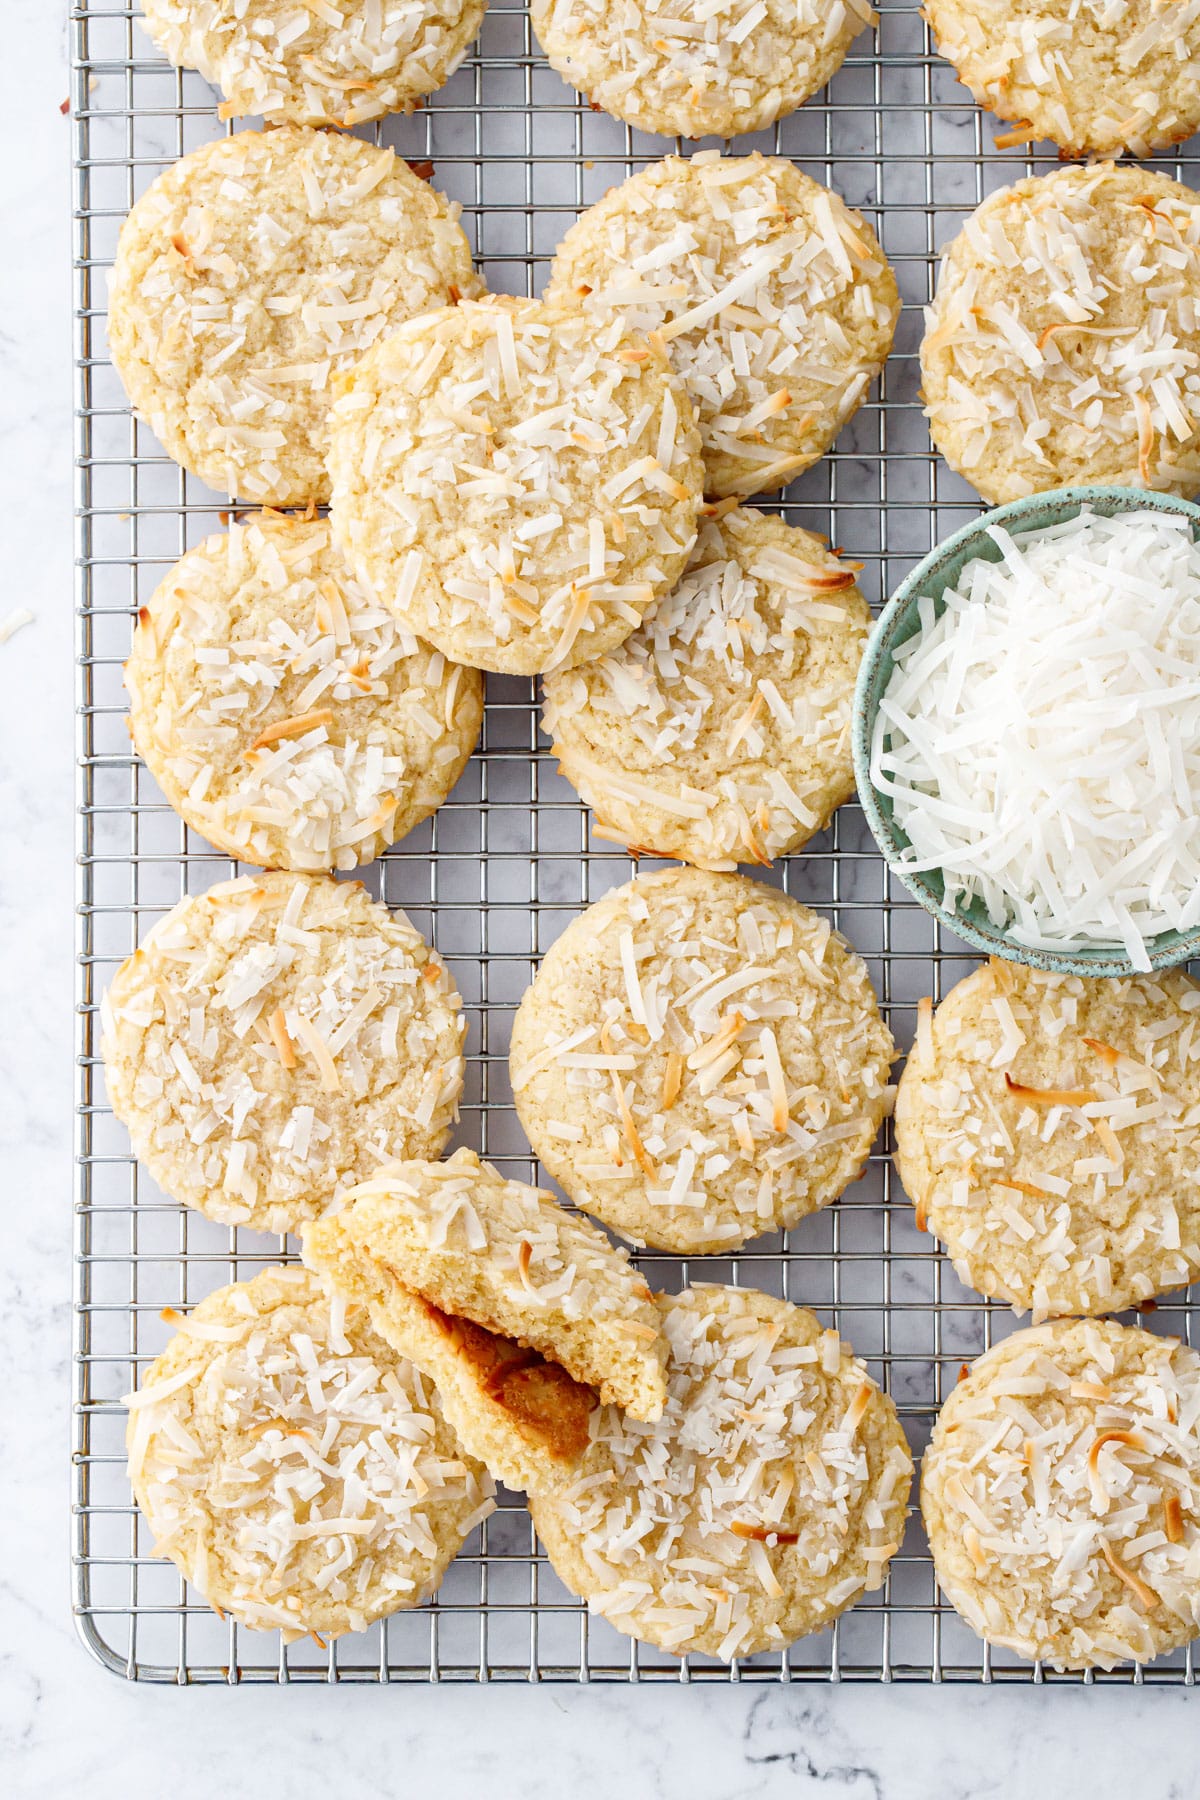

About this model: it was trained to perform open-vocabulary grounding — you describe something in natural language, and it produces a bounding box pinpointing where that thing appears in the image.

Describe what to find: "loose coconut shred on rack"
[529,1285,912,1661]
[548,153,899,500]
[125,514,483,872]
[126,1267,494,1639]
[922,1320,1200,1670]
[510,867,896,1255]
[140,0,488,126]
[100,873,466,1234]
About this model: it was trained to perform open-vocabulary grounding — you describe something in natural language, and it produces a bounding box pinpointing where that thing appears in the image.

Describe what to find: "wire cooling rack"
[72,0,1200,1686]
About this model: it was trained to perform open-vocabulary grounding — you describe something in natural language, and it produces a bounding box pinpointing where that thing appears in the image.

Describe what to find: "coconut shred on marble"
[870,508,1200,969]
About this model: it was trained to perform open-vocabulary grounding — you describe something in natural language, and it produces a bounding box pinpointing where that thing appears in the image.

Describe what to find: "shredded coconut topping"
[140,0,486,125]
[126,1267,493,1638]
[530,0,874,140]
[923,1319,1200,1670]
[895,960,1200,1320]
[511,867,895,1255]
[529,1285,911,1661]
[101,873,466,1234]
[872,507,1200,968]
[544,507,868,869]
[126,514,482,872]
[328,295,702,675]
[548,154,897,500]
[922,164,1200,505]
[108,127,482,505]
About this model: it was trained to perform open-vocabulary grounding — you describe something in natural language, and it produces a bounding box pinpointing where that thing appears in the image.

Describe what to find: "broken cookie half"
[302,1147,667,1494]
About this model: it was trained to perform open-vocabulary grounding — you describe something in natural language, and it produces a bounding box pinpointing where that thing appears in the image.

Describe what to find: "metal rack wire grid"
[72,0,1200,1686]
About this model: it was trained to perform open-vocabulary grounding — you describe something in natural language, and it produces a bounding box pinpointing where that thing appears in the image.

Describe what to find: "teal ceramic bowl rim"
[852,485,1200,978]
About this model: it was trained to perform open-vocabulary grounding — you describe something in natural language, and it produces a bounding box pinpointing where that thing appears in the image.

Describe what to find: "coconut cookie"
[100,873,465,1234]
[108,127,482,506]
[529,0,874,141]
[303,1149,667,1418]
[895,961,1200,1319]
[140,0,487,127]
[921,164,1200,505]
[924,0,1200,159]
[530,1285,912,1659]
[125,1267,493,1638]
[126,515,483,872]
[547,154,899,499]
[542,508,869,869]
[333,1280,599,1496]
[510,867,896,1255]
[923,1319,1200,1670]
[328,296,702,675]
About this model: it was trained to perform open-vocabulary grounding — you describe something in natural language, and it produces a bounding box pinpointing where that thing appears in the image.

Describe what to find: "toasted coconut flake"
[729,1520,800,1545]
[610,1070,657,1177]
[662,1049,684,1111]
[995,1176,1057,1201]
[1099,1538,1158,1612]
[250,708,333,751]
[964,1524,989,1573]
[1003,1074,1099,1107]
[994,122,1037,148]
[1089,1429,1148,1513]
[842,1381,873,1437]
[1092,1117,1125,1168]
[294,1014,341,1093]
[269,1006,298,1071]
[687,1011,746,1071]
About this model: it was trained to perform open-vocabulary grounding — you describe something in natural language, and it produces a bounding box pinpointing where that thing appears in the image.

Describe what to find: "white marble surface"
[2,5,1197,1795]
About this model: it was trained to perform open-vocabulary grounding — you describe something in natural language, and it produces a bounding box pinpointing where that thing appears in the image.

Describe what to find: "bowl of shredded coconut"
[854,488,1200,975]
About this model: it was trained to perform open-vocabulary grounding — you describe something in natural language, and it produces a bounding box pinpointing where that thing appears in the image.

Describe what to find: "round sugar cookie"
[140,0,487,126]
[126,1267,493,1638]
[921,163,1200,505]
[894,960,1200,1319]
[542,507,869,870]
[922,1319,1200,1670]
[547,154,899,500]
[529,0,875,141]
[529,1285,912,1660]
[108,127,482,506]
[509,866,896,1255]
[924,0,1200,159]
[303,1148,667,1420]
[125,513,483,873]
[100,872,466,1235]
[328,295,702,676]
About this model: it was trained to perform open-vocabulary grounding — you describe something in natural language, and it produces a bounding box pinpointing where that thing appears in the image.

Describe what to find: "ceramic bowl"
[852,485,1200,977]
